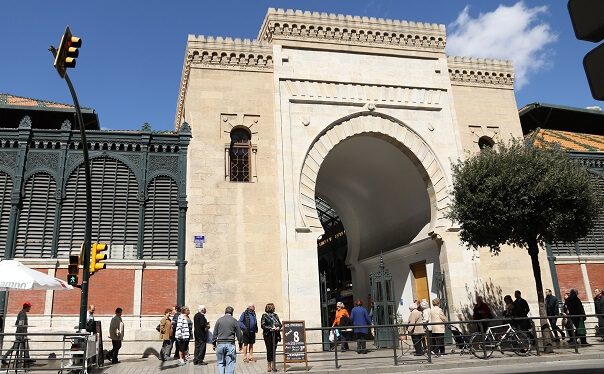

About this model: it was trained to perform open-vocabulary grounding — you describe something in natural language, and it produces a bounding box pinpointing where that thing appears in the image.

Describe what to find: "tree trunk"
[527,237,554,353]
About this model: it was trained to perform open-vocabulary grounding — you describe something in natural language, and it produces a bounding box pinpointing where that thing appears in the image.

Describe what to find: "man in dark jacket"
[1,302,33,365]
[545,289,564,341]
[565,289,587,345]
[593,288,604,341]
[513,290,531,332]
[193,305,209,365]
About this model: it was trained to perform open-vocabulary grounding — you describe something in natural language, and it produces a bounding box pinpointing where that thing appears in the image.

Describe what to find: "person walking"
[407,302,424,356]
[472,296,493,333]
[159,308,172,361]
[332,302,350,351]
[565,289,588,345]
[513,290,531,331]
[169,305,181,359]
[106,307,124,364]
[593,288,604,342]
[238,303,258,362]
[175,306,192,365]
[1,302,33,365]
[349,299,371,354]
[545,289,564,341]
[430,298,447,355]
[261,303,282,372]
[213,306,243,374]
[562,293,575,343]
[86,305,96,333]
[193,305,209,365]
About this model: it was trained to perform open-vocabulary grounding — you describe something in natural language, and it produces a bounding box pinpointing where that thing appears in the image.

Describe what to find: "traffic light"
[568,0,604,100]
[53,26,82,78]
[90,243,108,274]
[68,255,79,285]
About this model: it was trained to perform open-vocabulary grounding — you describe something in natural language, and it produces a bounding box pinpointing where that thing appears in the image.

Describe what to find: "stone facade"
[177,8,552,328]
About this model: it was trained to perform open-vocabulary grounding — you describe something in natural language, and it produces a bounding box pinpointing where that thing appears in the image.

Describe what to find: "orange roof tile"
[526,128,604,152]
[1,93,78,109]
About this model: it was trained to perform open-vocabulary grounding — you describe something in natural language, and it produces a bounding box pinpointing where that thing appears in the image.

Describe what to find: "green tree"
[447,140,600,348]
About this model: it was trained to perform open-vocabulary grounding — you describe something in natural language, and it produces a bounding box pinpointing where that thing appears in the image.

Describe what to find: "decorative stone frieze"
[187,36,273,71]
[283,79,444,110]
[258,8,446,52]
[447,56,514,88]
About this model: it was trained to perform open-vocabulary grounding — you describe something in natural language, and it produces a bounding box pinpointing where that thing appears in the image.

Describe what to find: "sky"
[2,1,601,131]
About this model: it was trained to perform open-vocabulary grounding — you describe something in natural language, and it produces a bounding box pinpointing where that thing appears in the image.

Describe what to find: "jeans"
[216,343,237,374]
[264,332,278,362]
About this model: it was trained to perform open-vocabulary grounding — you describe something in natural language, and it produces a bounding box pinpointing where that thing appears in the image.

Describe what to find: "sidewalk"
[89,340,604,374]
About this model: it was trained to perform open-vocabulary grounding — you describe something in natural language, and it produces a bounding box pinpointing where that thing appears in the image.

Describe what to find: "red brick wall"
[586,263,604,293]
[7,268,47,314]
[141,269,177,315]
[556,264,587,300]
[53,269,135,315]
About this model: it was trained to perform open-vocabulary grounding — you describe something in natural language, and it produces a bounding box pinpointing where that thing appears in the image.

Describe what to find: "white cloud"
[447,2,557,89]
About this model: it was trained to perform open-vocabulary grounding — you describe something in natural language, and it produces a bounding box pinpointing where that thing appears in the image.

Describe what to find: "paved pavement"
[83,339,604,374]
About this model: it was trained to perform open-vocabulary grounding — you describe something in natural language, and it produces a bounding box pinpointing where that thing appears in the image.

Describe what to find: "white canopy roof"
[0,260,74,291]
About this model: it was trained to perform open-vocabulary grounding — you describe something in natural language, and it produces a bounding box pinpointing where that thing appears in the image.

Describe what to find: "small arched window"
[229,128,252,182]
[478,136,495,150]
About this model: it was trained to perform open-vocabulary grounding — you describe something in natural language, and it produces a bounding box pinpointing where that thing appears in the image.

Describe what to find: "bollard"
[530,319,540,356]
[572,322,579,354]
[333,330,340,369]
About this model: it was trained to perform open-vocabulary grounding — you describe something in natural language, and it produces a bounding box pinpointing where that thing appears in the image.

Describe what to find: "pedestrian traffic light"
[53,26,82,78]
[68,254,79,285]
[90,243,108,274]
[568,0,604,100]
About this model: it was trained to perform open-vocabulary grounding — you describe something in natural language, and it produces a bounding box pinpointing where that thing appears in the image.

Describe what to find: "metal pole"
[64,73,93,332]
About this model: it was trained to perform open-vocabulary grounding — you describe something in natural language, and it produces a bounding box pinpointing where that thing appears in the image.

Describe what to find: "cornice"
[258,8,446,52]
[447,56,514,88]
[174,36,274,131]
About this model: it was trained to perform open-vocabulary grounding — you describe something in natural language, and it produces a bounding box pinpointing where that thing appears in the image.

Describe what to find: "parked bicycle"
[469,323,531,359]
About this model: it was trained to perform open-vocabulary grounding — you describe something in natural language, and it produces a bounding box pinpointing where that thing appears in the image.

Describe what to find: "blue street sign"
[194,235,205,248]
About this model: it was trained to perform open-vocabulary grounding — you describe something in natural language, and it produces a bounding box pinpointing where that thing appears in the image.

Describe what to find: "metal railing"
[0,331,92,373]
[271,313,604,371]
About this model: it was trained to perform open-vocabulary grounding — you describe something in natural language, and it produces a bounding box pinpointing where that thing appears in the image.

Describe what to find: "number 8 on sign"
[293,331,300,342]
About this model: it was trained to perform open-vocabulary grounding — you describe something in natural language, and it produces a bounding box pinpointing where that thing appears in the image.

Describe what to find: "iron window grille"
[226,128,257,182]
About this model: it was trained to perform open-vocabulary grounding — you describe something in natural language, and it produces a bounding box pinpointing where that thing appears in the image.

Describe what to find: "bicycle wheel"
[470,332,494,359]
[510,331,531,356]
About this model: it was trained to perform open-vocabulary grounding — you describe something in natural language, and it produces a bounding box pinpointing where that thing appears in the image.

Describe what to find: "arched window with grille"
[143,176,178,259]
[15,173,56,258]
[229,128,252,182]
[57,157,139,258]
[0,172,13,258]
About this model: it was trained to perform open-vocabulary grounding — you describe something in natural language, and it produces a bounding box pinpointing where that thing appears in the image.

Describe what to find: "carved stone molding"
[469,125,500,149]
[448,56,514,88]
[258,8,446,52]
[220,114,260,140]
[283,80,444,110]
[187,36,273,71]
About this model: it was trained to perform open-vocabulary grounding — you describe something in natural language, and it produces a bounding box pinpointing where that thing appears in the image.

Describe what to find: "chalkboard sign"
[282,320,308,371]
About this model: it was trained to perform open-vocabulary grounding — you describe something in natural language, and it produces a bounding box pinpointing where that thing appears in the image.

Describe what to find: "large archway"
[301,111,449,322]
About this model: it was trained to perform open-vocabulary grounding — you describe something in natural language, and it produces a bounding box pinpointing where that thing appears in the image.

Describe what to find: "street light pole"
[49,44,92,331]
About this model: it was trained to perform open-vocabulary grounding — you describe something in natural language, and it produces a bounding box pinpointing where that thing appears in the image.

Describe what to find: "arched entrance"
[299,111,449,323]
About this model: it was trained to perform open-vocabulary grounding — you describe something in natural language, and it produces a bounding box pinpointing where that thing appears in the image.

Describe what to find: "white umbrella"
[0,260,74,291]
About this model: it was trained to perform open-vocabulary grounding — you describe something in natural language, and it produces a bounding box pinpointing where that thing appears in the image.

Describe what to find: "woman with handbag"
[332,302,350,351]
[158,308,172,361]
[565,289,588,345]
[261,303,282,372]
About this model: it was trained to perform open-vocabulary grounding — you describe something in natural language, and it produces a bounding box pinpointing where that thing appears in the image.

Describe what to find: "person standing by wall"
[193,305,209,365]
[430,298,447,355]
[213,306,243,374]
[159,308,172,361]
[107,308,124,364]
[349,299,371,354]
[545,289,564,341]
[238,303,258,363]
[261,303,282,372]
[593,288,604,342]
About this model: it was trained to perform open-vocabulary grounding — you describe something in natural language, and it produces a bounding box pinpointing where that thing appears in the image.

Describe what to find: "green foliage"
[447,139,600,253]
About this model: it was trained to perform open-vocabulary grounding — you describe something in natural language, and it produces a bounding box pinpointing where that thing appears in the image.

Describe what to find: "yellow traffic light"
[54,26,82,78]
[68,254,80,285]
[90,243,108,274]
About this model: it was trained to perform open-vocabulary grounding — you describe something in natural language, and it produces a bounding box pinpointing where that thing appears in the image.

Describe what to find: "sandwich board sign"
[282,320,308,372]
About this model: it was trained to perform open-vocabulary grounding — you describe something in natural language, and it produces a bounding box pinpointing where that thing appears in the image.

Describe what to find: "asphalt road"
[419,358,604,374]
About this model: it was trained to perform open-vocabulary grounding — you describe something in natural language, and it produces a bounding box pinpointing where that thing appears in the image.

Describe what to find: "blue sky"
[2,1,601,131]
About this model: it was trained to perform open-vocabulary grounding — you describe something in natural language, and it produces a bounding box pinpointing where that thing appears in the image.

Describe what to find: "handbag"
[328,331,335,342]
[156,324,161,333]
[577,320,587,336]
